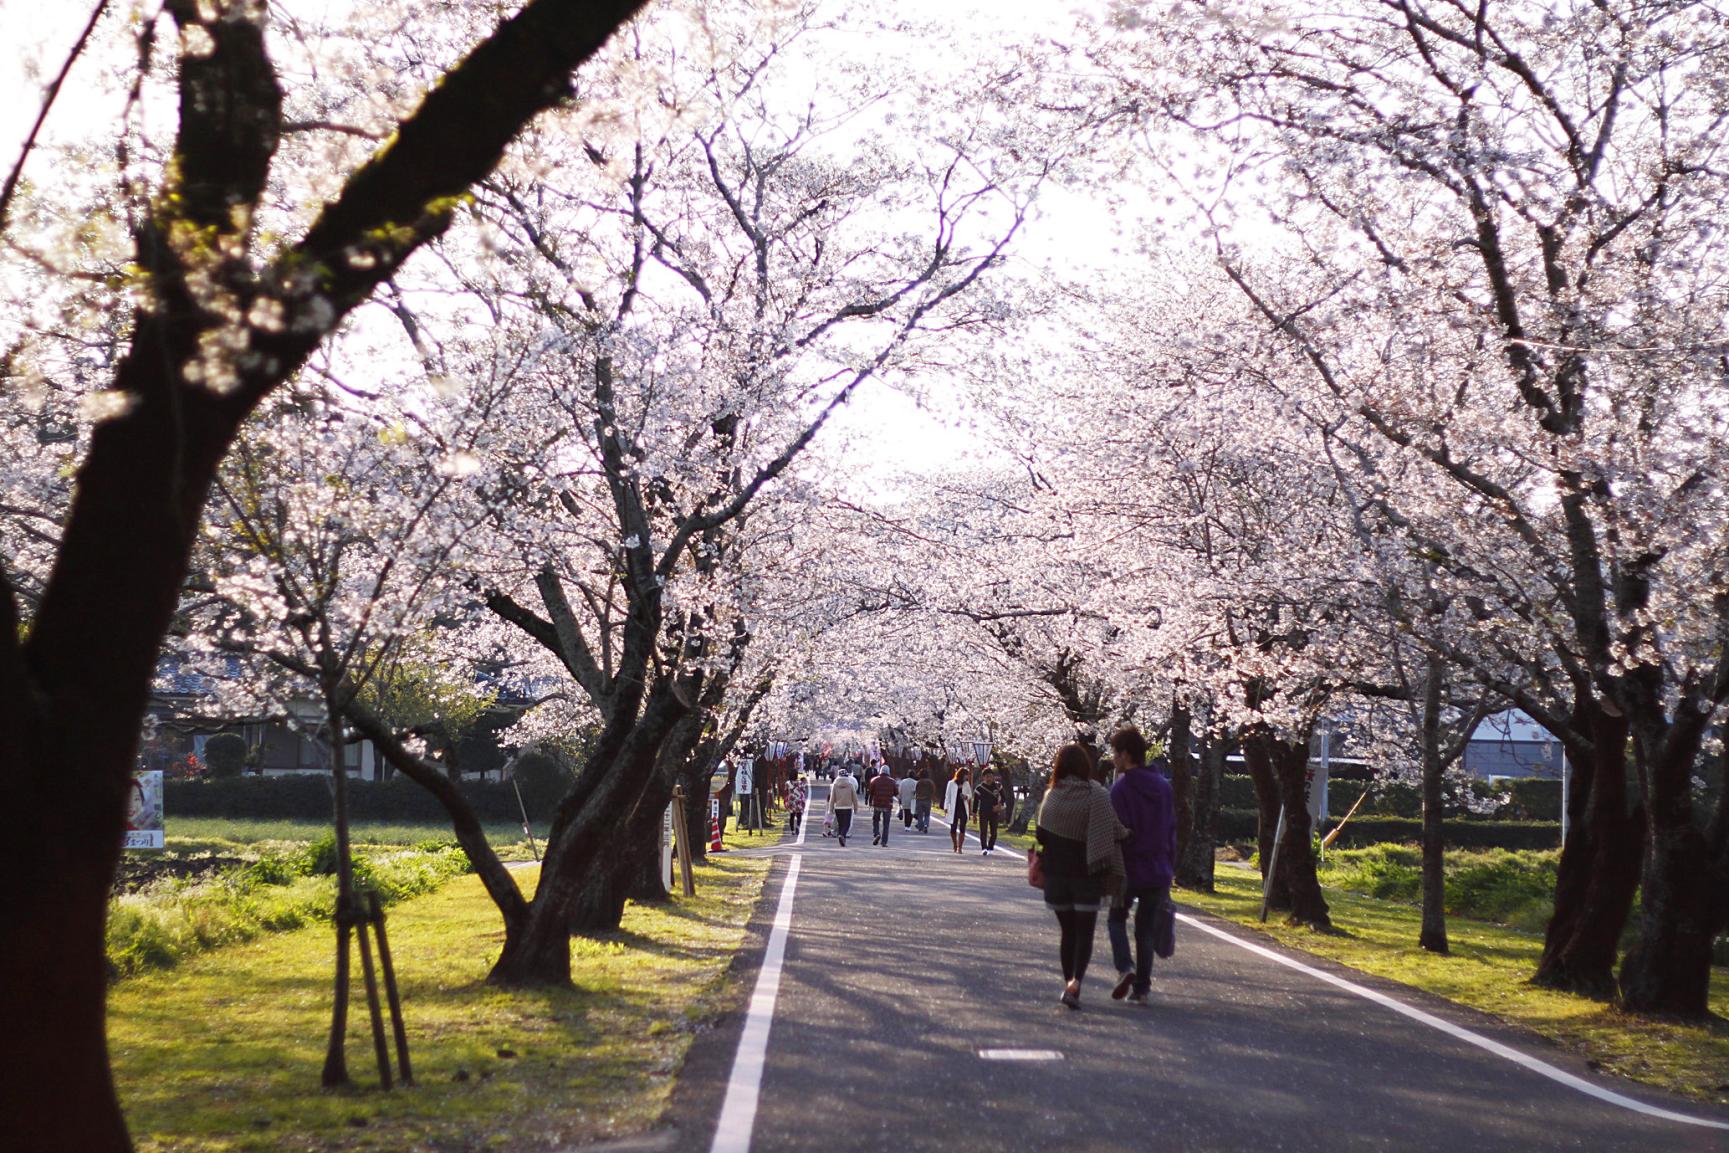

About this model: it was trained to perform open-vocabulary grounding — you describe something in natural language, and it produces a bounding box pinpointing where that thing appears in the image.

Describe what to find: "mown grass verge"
[163,816,541,854]
[108,837,475,978]
[110,854,773,1152]
[1180,866,1729,1107]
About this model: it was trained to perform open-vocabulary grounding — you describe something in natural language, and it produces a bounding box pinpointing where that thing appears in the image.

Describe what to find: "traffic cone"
[709,814,727,853]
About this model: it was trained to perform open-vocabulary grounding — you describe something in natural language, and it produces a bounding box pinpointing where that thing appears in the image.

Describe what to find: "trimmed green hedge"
[164,775,538,824]
[1218,774,1563,822]
[1213,808,1562,852]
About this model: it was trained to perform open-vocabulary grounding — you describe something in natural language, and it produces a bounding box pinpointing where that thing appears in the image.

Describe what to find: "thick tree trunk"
[1535,704,1641,997]
[1274,745,1331,930]
[1170,703,1195,870]
[1014,774,1047,834]
[682,762,714,865]
[488,900,574,987]
[622,784,674,905]
[1618,718,1715,1016]
[1241,727,1282,883]
[1245,725,1330,928]
[0,780,130,1153]
[1619,822,1715,1015]
[1176,721,1225,892]
[567,842,638,932]
[488,680,689,985]
[1418,660,1449,954]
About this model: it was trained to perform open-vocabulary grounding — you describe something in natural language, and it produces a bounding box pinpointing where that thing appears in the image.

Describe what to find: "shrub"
[303,831,341,876]
[243,850,305,886]
[1446,849,1559,928]
[511,750,573,815]
[1321,843,1422,902]
[202,733,250,779]
[1316,845,1560,930]
[1500,778,1563,822]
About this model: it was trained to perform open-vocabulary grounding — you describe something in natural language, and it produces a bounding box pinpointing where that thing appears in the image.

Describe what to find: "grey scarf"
[1038,779,1126,876]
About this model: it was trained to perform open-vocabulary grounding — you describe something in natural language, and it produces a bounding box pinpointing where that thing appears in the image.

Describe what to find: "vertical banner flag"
[1305,723,1332,825]
[126,771,165,850]
[661,803,675,891]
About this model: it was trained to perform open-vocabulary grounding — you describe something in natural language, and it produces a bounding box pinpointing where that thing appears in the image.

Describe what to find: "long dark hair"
[1050,743,1092,786]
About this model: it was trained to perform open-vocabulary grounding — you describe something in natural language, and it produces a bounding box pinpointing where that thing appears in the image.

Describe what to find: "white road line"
[1177,912,1729,1132]
[709,854,802,1153]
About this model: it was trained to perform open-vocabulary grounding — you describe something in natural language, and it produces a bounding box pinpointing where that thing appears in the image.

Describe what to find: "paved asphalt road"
[666,784,1729,1153]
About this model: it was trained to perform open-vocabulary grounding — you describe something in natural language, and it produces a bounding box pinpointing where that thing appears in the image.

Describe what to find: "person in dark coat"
[1105,726,1175,1004]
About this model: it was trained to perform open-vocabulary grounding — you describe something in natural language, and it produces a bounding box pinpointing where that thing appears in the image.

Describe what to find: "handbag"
[1153,897,1176,959]
[1026,846,1045,889]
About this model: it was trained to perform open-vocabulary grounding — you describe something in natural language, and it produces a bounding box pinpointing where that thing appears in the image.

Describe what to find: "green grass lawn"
[1181,865,1729,1107]
[110,854,773,1151]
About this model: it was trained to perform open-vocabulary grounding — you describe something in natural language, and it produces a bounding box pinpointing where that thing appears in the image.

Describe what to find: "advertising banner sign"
[126,771,165,850]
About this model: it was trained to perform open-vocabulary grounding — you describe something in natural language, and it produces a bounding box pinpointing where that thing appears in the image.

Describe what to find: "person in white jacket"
[943,768,975,855]
[828,769,860,847]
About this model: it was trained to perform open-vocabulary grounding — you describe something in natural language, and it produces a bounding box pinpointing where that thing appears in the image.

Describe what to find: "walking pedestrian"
[914,768,934,832]
[867,766,899,846]
[974,770,1003,856]
[1036,743,1127,1009]
[897,771,918,829]
[1105,729,1176,1004]
[943,767,974,854]
[788,776,807,835]
[829,768,859,847]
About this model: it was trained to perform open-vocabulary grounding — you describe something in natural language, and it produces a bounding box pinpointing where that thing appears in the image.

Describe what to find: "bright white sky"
[0,0,1130,491]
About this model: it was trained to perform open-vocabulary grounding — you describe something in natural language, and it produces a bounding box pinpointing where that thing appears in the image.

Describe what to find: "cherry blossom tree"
[0,1,649,1143]
[338,0,1053,974]
[1147,0,1729,1010]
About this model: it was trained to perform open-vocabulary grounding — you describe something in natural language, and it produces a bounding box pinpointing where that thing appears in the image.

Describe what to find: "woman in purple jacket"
[1105,727,1175,1004]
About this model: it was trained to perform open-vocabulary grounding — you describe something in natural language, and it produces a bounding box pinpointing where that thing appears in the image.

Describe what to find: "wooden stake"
[354,903,393,1089]
[369,893,413,1085]
[670,785,696,897]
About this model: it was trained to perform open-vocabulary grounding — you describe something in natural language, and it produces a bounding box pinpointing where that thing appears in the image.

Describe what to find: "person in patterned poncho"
[1036,744,1127,1009]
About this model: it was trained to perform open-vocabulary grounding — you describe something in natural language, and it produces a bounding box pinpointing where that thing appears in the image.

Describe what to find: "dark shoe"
[1111,970,1135,1000]
[1060,981,1081,1010]
[1128,990,1150,1005]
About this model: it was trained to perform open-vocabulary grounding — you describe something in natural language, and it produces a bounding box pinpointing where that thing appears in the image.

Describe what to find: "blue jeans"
[1108,884,1169,994]
[915,800,931,831]
[872,808,892,843]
